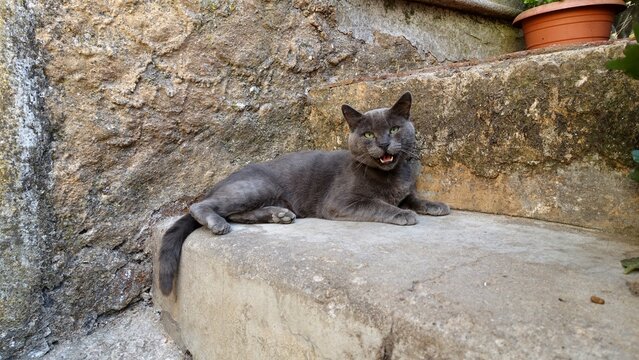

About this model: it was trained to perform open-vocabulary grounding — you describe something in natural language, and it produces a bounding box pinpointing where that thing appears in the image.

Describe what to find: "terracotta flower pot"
[513,0,627,50]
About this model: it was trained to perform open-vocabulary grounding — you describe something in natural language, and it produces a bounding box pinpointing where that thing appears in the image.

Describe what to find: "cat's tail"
[158,214,202,295]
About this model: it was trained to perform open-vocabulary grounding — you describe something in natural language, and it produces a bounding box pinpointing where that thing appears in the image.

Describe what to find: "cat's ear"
[342,104,364,130]
[390,92,412,120]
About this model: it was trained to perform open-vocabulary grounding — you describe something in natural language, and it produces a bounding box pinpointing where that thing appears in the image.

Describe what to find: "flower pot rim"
[513,0,627,26]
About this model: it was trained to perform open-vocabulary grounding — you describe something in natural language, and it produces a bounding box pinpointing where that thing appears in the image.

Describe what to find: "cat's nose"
[379,142,390,150]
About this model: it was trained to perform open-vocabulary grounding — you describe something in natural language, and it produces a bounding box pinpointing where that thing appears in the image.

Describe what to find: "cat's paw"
[424,202,450,216]
[390,210,417,226]
[271,209,296,224]
[207,218,231,235]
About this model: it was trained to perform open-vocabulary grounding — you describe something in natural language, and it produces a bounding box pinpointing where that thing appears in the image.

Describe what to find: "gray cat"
[159,92,449,295]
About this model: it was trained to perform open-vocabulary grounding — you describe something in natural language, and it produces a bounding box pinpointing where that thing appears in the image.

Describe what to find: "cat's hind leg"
[189,203,231,235]
[228,206,296,224]
[190,177,282,234]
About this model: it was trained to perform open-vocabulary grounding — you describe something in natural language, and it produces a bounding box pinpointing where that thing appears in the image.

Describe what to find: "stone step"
[307,42,639,238]
[336,0,523,63]
[153,212,639,359]
[411,0,523,18]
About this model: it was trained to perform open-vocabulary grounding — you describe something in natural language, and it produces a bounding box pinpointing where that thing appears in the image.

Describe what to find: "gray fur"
[159,92,450,295]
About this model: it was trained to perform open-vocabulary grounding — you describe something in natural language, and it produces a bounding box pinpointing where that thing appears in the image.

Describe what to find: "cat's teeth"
[379,155,394,164]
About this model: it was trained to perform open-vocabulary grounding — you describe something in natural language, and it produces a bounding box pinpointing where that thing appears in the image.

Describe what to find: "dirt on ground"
[42,300,186,360]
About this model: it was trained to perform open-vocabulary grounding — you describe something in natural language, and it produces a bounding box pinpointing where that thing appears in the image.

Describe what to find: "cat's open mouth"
[379,154,394,164]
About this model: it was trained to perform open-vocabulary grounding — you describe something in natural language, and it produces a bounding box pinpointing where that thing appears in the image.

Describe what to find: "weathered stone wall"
[0,1,52,357]
[308,43,639,237]
[1,0,522,357]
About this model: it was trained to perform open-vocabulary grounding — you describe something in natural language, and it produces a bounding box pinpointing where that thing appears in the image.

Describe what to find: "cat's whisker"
[399,149,422,159]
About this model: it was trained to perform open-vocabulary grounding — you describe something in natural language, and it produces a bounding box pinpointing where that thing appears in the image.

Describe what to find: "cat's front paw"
[390,210,417,226]
[271,209,296,224]
[424,202,450,216]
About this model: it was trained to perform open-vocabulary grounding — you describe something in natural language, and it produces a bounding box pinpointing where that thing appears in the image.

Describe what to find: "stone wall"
[1,0,521,357]
[0,1,52,357]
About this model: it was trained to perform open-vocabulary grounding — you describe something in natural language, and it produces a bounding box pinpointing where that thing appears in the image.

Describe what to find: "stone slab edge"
[412,0,524,18]
[151,218,390,359]
[152,215,639,358]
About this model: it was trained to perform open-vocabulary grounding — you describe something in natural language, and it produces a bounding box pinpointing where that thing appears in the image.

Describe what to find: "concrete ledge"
[308,42,639,237]
[153,212,639,359]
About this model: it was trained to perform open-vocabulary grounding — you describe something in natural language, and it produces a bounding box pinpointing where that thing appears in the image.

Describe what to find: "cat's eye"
[389,126,400,134]
[363,132,375,139]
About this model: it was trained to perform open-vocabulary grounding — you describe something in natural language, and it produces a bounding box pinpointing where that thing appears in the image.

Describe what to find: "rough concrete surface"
[154,212,639,359]
[41,301,186,360]
[308,42,639,237]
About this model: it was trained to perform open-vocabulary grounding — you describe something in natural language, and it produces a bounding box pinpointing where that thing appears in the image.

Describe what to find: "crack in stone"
[378,317,395,360]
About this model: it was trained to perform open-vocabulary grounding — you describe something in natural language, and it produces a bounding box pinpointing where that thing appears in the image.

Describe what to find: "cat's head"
[342,92,416,170]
